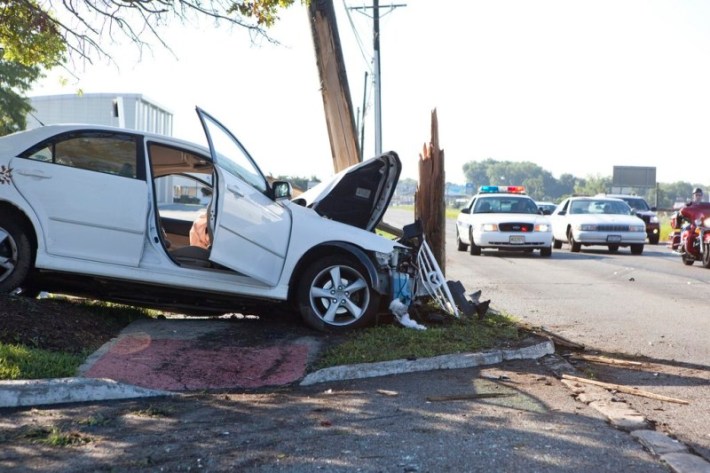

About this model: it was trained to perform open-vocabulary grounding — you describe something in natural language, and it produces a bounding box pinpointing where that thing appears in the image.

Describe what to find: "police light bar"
[478,185,526,194]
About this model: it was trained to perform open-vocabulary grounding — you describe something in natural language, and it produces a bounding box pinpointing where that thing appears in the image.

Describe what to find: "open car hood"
[291,151,401,232]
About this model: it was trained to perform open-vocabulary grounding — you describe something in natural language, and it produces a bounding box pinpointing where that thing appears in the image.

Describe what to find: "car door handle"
[16,169,51,179]
[226,185,244,197]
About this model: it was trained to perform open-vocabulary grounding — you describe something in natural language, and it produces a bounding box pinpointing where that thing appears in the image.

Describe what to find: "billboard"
[612,166,656,188]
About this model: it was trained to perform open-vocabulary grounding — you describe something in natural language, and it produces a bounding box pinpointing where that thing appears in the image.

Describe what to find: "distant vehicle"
[536,201,557,215]
[455,185,553,257]
[550,196,646,254]
[596,194,660,244]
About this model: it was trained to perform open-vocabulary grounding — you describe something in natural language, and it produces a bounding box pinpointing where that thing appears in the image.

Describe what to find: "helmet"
[693,187,703,195]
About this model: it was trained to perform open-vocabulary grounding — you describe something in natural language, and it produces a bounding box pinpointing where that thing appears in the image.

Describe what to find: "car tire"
[649,235,659,245]
[608,244,619,252]
[567,229,581,253]
[702,243,710,268]
[468,229,481,256]
[682,253,695,266]
[297,255,380,333]
[0,216,33,294]
[552,238,562,249]
[630,244,644,255]
[456,228,467,252]
[540,246,552,257]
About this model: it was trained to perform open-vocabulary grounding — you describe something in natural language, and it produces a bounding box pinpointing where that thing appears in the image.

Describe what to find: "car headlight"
[650,216,659,223]
[481,223,499,232]
[577,223,597,231]
[534,223,550,232]
[630,224,646,232]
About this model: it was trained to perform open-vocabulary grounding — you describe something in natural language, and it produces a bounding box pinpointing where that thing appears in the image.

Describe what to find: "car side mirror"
[460,208,470,214]
[651,206,657,211]
[272,180,292,200]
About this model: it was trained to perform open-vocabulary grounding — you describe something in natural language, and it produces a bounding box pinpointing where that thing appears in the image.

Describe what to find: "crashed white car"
[0,108,453,332]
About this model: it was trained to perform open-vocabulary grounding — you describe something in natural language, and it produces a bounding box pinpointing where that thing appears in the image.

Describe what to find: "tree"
[0,60,41,134]
[0,0,302,66]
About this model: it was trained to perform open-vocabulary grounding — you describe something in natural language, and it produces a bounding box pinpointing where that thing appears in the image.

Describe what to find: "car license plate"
[509,235,525,244]
[607,235,622,242]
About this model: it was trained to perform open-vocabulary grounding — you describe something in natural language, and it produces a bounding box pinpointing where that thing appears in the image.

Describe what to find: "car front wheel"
[567,229,581,253]
[468,228,481,256]
[456,228,467,252]
[0,215,33,294]
[297,255,380,332]
[540,246,552,257]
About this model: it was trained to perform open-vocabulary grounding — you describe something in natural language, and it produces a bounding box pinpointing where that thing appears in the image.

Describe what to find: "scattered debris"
[390,300,427,330]
[569,354,644,367]
[561,374,690,405]
[446,280,490,319]
[426,393,515,402]
[518,323,585,350]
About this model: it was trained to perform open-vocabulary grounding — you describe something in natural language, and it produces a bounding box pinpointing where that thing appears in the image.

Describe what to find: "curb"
[544,354,710,473]
[0,340,555,409]
[300,340,555,386]
[0,378,173,409]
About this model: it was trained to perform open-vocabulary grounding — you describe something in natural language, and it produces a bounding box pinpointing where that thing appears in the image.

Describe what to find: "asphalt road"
[385,207,710,463]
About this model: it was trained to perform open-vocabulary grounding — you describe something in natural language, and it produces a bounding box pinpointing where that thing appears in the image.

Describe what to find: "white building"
[26,93,185,206]
[27,93,173,136]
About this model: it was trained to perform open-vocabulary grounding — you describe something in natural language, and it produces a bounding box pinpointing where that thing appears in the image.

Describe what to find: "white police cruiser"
[455,185,553,256]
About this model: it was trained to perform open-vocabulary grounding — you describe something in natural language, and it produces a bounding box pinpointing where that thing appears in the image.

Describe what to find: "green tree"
[0,60,41,134]
[573,175,611,196]
[0,0,302,65]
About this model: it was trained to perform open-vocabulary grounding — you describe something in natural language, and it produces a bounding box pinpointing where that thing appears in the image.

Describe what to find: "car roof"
[0,124,209,157]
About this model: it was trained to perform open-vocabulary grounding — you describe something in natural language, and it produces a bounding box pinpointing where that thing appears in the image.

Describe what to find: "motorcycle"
[668,203,710,267]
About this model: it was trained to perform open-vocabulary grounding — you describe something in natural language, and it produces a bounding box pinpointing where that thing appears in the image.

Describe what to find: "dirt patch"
[0,295,132,354]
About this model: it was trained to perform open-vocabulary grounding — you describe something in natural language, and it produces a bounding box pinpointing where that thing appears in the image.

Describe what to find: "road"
[385,207,710,461]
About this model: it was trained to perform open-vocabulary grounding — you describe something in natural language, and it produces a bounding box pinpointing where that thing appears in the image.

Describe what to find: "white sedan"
[455,186,553,257]
[550,196,646,254]
[0,107,453,332]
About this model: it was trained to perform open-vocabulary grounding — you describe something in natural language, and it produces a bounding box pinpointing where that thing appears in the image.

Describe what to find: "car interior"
[148,143,217,269]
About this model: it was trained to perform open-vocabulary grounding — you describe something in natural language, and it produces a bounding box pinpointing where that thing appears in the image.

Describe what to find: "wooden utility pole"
[415,109,446,272]
[308,0,361,172]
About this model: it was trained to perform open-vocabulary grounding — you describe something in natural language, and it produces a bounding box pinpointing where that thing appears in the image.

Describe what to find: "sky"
[29,0,710,185]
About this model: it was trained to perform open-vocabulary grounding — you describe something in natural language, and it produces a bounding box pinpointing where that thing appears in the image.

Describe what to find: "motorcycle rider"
[691,187,704,204]
[676,187,705,254]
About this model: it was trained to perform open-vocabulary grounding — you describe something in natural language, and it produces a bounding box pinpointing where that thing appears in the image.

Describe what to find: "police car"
[455,186,553,256]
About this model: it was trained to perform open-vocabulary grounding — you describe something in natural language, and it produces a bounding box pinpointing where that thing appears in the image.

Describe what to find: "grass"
[316,311,521,369]
[0,299,156,381]
[0,344,86,380]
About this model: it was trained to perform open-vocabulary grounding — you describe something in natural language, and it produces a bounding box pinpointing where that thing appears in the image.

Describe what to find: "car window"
[20,131,140,179]
[590,200,630,214]
[569,200,589,214]
[622,197,649,211]
[197,110,268,194]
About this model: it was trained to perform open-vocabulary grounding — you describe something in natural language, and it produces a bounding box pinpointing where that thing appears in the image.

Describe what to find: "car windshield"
[474,196,539,214]
[621,197,649,211]
[570,200,631,215]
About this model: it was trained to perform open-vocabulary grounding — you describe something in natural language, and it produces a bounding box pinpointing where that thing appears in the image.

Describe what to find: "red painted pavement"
[83,333,310,391]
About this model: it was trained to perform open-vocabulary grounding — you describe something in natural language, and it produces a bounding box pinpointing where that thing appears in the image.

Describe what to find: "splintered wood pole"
[415,109,446,273]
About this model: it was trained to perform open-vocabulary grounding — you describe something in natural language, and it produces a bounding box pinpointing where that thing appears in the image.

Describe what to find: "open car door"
[196,108,291,286]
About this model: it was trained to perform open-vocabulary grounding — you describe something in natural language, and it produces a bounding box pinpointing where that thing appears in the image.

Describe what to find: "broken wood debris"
[426,393,515,402]
[561,374,690,405]
[569,354,644,367]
